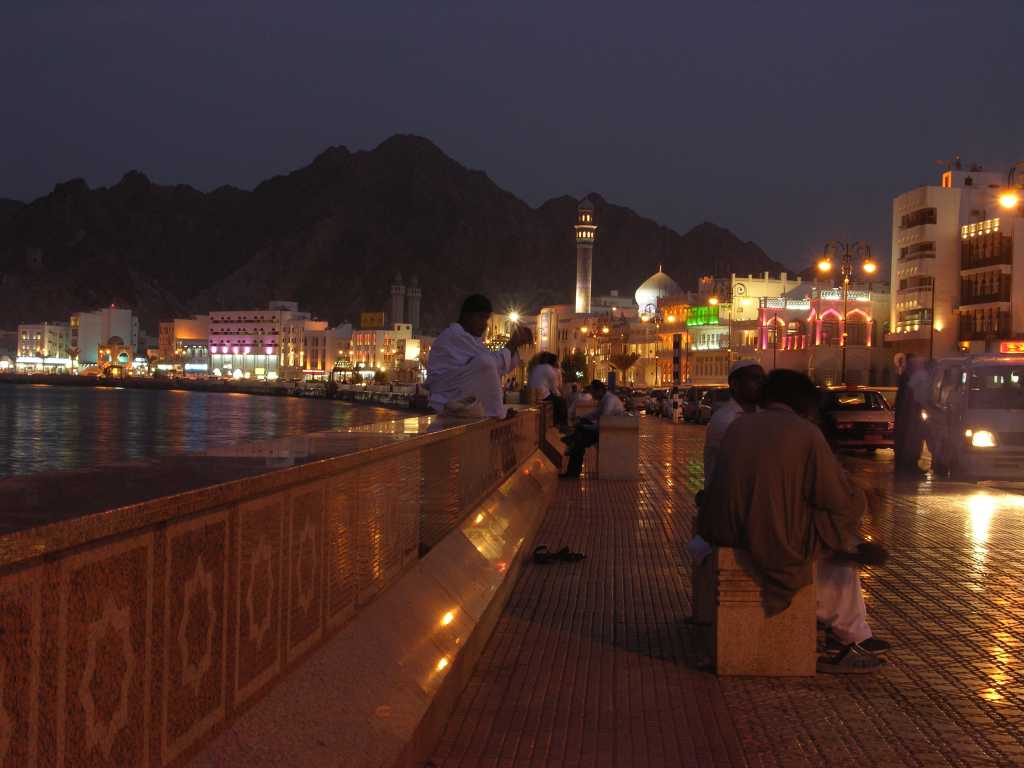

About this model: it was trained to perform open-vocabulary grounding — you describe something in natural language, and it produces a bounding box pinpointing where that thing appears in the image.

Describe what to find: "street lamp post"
[817,240,877,385]
[998,161,1024,211]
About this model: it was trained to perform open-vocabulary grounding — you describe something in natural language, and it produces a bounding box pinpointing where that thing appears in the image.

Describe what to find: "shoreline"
[0,371,293,397]
[0,373,429,411]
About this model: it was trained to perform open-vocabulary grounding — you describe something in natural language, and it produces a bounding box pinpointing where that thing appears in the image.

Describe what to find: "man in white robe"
[425,294,533,419]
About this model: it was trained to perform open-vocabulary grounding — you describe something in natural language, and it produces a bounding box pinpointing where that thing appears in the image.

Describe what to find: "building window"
[900,208,937,229]
[820,317,840,346]
[898,242,935,262]
[846,317,868,346]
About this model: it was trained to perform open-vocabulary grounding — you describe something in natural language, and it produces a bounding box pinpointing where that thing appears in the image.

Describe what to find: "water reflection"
[0,385,395,477]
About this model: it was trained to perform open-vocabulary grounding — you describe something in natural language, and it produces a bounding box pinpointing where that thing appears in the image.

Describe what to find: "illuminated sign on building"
[999,341,1024,354]
[686,306,720,326]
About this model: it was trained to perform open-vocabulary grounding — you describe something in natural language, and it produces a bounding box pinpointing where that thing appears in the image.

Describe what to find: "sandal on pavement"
[817,643,888,675]
[533,545,558,564]
[555,546,586,562]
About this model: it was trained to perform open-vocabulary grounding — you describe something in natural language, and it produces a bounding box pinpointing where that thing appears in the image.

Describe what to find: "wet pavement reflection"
[435,420,1024,767]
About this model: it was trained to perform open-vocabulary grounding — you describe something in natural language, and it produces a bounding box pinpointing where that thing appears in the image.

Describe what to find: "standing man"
[894,354,926,476]
[561,379,625,478]
[700,370,888,673]
[425,294,533,418]
[703,360,766,487]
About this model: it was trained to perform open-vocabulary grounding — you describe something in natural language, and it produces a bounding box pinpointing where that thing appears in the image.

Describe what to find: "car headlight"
[920,410,928,421]
[968,429,997,448]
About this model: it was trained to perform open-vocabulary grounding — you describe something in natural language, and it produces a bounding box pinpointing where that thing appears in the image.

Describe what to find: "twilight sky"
[3,1,1024,272]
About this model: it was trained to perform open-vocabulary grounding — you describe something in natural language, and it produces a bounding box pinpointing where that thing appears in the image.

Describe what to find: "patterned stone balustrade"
[0,410,547,767]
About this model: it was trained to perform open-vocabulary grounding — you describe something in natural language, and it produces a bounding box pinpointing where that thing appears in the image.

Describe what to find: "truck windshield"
[968,366,1024,410]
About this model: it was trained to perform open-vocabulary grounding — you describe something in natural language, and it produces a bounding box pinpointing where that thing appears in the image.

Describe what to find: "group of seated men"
[425,294,889,674]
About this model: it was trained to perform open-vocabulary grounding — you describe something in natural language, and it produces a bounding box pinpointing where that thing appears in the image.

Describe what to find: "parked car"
[682,387,705,422]
[660,389,676,418]
[623,388,648,412]
[646,388,668,415]
[820,388,894,451]
[697,387,732,424]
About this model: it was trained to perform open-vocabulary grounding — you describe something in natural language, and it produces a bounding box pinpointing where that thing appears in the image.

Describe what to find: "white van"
[927,354,1024,480]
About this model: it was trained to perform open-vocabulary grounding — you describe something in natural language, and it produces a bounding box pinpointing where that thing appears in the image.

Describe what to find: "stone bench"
[707,546,816,676]
[596,415,640,479]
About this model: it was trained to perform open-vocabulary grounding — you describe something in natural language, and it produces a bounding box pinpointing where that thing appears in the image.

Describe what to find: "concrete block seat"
[708,546,816,676]
[596,414,640,479]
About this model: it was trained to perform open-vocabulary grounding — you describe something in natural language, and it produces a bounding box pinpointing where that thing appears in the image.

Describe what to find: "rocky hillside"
[0,135,786,333]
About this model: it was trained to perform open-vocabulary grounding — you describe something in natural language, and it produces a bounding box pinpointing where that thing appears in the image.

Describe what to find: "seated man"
[699,369,889,674]
[703,360,766,488]
[561,379,625,478]
[425,294,532,418]
[688,359,765,567]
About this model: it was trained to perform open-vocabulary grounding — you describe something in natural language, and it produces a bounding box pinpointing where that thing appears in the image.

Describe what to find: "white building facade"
[16,322,71,372]
[72,307,140,364]
[888,166,1024,359]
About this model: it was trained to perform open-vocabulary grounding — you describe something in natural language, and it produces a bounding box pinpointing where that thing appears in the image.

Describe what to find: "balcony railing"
[961,237,1013,270]
[959,313,1012,341]
[959,288,1011,306]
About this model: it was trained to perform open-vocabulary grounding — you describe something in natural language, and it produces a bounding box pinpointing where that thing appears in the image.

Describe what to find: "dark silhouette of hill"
[0,135,787,333]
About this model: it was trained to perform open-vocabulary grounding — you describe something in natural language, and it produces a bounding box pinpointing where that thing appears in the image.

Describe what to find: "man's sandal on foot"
[817,643,888,674]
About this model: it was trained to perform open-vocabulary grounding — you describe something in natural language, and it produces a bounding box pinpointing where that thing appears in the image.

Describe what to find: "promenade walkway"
[431,419,1024,767]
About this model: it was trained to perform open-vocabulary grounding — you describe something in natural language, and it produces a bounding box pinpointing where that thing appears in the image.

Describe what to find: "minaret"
[390,271,406,326]
[406,275,422,332]
[575,198,596,314]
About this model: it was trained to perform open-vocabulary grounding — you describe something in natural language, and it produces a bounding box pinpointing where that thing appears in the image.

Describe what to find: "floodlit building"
[755,283,892,385]
[158,315,210,374]
[208,301,341,381]
[15,321,71,372]
[73,307,139,364]
[349,323,414,378]
[888,162,1024,359]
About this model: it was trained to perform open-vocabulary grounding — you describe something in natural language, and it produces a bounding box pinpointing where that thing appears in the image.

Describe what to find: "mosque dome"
[634,267,681,315]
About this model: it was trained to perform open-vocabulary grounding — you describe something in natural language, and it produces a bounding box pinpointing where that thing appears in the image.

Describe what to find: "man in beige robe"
[699,369,887,673]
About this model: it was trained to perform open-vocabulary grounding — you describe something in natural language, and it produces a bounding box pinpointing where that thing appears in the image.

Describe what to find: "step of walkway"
[431,418,1024,768]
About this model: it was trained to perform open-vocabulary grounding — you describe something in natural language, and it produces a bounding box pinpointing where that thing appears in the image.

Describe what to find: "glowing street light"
[508,311,520,323]
[999,191,1021,210]
[999,161,1024,211]
[819,240,876,382]
[707,296,719,306]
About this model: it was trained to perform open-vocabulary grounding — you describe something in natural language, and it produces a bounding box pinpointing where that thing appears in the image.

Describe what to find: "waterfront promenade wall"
[0,409,556,767]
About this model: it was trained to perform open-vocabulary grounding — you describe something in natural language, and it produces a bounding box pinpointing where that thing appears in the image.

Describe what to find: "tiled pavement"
[431,418,1024,767]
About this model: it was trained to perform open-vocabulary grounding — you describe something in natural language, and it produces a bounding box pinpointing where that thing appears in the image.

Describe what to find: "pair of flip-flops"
[533,545,586,564]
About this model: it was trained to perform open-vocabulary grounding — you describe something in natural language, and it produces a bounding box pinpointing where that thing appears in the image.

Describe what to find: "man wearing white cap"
[703,359,766,486]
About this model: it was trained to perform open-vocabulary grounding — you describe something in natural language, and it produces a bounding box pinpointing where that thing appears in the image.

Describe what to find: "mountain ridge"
[0,135,788,334]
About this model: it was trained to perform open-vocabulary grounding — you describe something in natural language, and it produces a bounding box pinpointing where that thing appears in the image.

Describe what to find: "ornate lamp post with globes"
[816,240,877,385]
